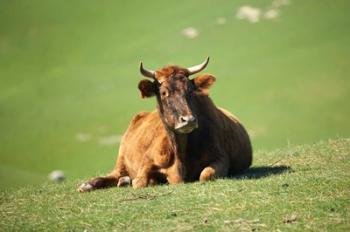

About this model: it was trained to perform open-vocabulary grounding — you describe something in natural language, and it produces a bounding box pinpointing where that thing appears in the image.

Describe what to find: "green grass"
[0,1,350,188]
[1,138,349,231]
[1,1,349,230]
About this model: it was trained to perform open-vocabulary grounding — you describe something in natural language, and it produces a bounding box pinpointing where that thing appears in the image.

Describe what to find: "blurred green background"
[0,0,349,189]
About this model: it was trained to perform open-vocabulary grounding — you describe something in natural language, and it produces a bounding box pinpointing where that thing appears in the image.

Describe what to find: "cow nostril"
[176,115,198,132]
[179,116,196,124]
[180,116,187,123]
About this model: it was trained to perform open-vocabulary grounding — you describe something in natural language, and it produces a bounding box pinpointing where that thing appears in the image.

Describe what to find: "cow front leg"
[132,176,148,189]
[132,159,154,189]
[166,159,185,185]
[199,159,229,182]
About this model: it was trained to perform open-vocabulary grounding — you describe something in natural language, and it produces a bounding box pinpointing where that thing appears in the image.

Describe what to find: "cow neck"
[156,103,188,161]
[167,130,188,161]
[156,94,214,161]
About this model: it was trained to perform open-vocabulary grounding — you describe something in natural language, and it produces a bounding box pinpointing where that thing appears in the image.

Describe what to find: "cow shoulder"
[123,110,164,146]
[122,111,153,143]
[130,111,150,125]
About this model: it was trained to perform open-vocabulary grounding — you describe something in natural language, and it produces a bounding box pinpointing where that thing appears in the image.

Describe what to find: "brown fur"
[78,64,252,191]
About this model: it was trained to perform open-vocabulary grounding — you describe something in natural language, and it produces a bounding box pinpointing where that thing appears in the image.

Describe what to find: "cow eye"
[160,90,168,98]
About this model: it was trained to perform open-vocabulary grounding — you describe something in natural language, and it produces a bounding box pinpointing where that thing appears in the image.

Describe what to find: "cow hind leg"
[78,152,132,192]
[117,176,131,187]
[78,173,132,192]
[78,172,121,192]
[78,155,130,192]
[199,159,229,183]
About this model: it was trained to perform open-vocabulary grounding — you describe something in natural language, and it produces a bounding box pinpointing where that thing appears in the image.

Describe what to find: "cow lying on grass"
[79,57,252,191]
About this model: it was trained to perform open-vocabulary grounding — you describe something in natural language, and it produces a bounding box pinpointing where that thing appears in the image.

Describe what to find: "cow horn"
[140,62,156,79]
[187,57,210,75]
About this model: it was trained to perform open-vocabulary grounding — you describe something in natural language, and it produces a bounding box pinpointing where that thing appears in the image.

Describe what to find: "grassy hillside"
[0,138,349,231]
[0,0,350,189]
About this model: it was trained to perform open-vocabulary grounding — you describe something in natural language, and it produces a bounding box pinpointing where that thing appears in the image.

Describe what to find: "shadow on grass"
[233,165,292,179]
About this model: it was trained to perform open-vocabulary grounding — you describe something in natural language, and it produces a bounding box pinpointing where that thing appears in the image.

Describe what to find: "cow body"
[78,58,252,191]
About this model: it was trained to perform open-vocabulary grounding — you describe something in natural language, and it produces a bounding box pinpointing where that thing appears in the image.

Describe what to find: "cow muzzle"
[174,115,198,134]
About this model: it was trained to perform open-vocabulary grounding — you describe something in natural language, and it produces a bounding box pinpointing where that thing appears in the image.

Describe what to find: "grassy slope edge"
[0,138,349,231]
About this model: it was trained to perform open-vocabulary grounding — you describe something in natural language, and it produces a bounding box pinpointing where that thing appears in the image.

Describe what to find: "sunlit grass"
[1,138,349,231]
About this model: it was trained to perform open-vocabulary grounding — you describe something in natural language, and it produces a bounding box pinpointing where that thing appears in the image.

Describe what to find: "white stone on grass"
[181,27,199,39]
[236,6,261,23]
[48,170,65,182]
[272,0,290,8]
[98,135,122,146]
[216,17,227,25]
[75,133,91,142]
[264,9,279,19]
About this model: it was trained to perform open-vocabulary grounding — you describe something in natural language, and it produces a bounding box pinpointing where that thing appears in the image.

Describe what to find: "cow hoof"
[132,177,147,189]
[199,167,216,183]
[117,176,131,187]
[78,182,94,192]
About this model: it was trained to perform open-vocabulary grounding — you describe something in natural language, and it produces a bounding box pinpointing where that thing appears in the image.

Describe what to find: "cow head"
[138,57,215,134]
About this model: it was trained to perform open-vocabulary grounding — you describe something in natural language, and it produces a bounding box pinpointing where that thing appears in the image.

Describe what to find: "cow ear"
[138,80,156,98]
[193,74,216,94]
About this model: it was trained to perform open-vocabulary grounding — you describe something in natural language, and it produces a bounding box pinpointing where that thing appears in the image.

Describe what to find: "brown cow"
[78,57,252,192]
